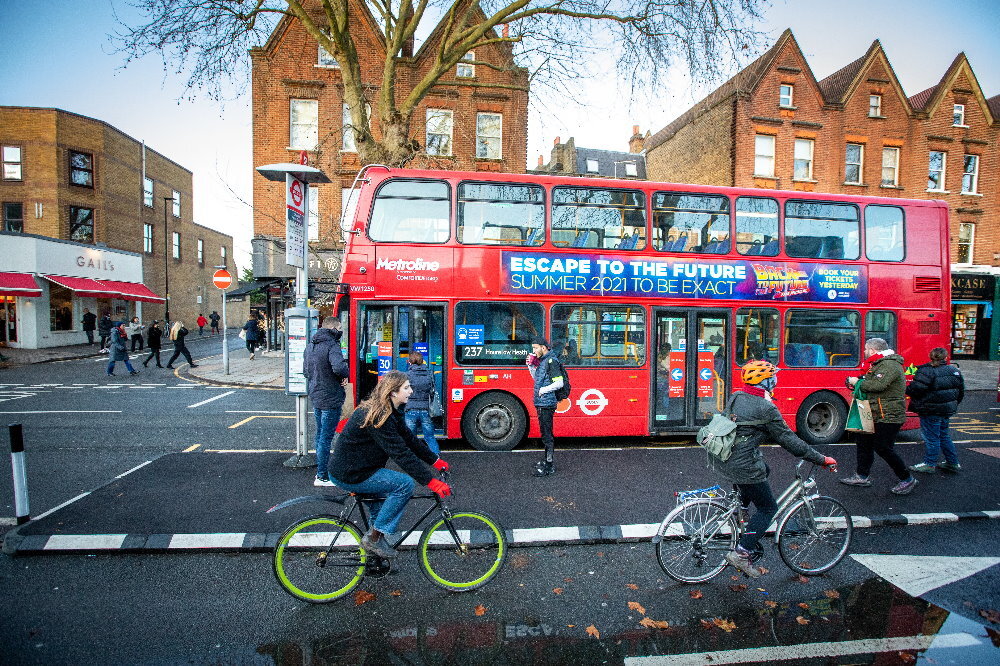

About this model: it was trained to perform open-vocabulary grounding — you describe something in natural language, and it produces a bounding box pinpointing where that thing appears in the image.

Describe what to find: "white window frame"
[957,222,974,264]
[143,176,153,207]
[475,112,502,160]
[927,151,947,192]
[220,246,227,265]
[289,99,319,150]
[172,190,181,217]
[953,104,967,127]
[754,134,775,178]
[624,162,638,177]
[961,154,980,194]
[585,159,599,173]
[143,223,153,254]
[197,238,204,264]
[172,231,181,259]
[342,102,371,152]
[425,109,453,156]
[308,186,319,241]
[3,145,23,181]
[869,95,882,117]
[779,84,794,108]
[457,51,475,78]
[317,34,339,68]
[844,143,864,184]
[881,147,900,187]
[793,138,814,181]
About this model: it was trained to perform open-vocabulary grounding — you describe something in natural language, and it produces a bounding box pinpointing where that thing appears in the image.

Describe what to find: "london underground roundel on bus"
[213,269,233,289]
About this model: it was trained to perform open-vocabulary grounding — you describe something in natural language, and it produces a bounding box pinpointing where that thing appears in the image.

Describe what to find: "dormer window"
[869,95,882,117]
[457,52,475,78]
[624,162,638,177]
[779,84,794,108]
[586,159,599,173]
[953,104,966,127]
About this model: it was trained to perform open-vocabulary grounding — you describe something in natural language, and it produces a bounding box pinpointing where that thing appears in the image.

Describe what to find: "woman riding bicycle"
[712,360,836,578]
[328,369,451,560]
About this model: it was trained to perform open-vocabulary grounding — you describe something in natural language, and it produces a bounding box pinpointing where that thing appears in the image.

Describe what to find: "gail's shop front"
[0,231,163,349]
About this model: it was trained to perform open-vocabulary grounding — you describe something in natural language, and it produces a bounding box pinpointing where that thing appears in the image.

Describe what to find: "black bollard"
[9,423,29,525]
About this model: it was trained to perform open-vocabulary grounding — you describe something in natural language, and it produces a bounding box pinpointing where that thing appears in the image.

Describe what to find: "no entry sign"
[213,269,233,289]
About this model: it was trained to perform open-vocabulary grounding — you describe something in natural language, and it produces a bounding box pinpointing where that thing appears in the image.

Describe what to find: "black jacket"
[905,363,965,417]
[147,326,163,350]
[173,327,189,348]
[328,405,437,485]
[98,317,113,335]
[302,328,348,410]
[405,363,434,411]
[82,312,97,331]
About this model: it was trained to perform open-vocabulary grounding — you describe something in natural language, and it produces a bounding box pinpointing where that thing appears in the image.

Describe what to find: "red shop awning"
[0,272,43,297]
[96,280,165,304]
[43,275,120,297]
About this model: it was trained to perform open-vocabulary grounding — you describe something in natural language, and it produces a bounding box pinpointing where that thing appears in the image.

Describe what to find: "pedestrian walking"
[707,361,836,578]
[906,346,965,474]
[165,321,198,369]
[303,316,349,487]
[143,320,164,368]
[840,337,918,494]
[126,316,145,351]
[196,314,208,336]
[98,313,113,350]
[526,337,564,476]
[404,350,440,456]
[242,313,262,360]
[209,311,221,336]
[81,308,97,345]
[327,370,451,559]
[107,325,139,377]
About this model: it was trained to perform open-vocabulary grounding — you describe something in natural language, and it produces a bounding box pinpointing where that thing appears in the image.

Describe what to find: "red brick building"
[644,30,999,359]
[250,0,529,288]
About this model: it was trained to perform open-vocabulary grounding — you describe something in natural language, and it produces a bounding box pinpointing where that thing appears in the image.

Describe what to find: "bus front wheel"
[796,391,848,446]
[461,392,527,451]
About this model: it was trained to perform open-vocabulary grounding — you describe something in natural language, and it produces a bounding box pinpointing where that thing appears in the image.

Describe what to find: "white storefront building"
[0,231,163,349]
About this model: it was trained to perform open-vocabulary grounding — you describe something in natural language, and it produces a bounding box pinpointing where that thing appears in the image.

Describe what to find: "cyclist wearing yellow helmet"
[711,360,837,578]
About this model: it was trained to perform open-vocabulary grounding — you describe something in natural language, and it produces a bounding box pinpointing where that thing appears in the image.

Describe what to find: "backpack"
[696,393,767,462]
[553,359,571,401]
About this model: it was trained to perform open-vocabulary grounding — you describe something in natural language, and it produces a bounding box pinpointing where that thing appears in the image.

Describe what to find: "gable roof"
[818,52,868,104]
[908,85,937,112]
[912,52,995,124]
[988,95,1000,122]
[260,0,387,56]
[816,40,913,114]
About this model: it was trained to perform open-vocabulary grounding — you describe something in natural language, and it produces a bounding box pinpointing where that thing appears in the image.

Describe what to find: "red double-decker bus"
[335,166,950,450]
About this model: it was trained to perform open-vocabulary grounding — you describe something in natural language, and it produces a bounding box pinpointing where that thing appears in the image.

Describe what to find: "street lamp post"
[163,197,174,323]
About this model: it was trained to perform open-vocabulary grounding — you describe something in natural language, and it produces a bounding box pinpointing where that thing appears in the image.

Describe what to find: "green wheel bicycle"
[272,514,367,603]
[418,511,507,591]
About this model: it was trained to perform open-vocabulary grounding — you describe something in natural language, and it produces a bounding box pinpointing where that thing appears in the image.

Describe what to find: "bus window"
[551,187,645,251]
[785,309,860,367]
[865,205,905,261]
[784,201,859,260]
[454,301,543,366]
[735,197,779,256]
[369,179,450,243]
[865,311,897,351]
[551,305,645,366]
[652,192,730,254]
[458,182,545,246]
[735,308,779,365]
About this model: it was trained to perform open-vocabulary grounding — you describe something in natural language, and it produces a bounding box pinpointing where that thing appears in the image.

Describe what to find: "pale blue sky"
[1,0,998,271]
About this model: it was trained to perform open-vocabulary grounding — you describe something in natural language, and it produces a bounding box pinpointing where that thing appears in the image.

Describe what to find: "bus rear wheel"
[796,391,848,446]
[461,392,527,451]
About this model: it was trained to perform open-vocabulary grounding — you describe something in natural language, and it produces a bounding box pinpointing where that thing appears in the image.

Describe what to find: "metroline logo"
[376,258,441,271]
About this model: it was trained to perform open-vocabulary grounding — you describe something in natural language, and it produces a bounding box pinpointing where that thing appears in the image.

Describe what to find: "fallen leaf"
[690,589,704,599]
[625,583,639,590]
[712,618,737,633]
[509,554,530,569]
[757,588,767,592]
[824,589,841,600]
[597,552,604,557]
[764,600,778,609]
[898,651,916,663]
[731,575,741,581]
[628,601,647,615]
[567,624,576,628]
[354,589,376,606]
[474,604,487,616]
[700,619,714,630]
[390,590,402,597]
[980,609,1000,624]
[639,617,670,629]
[796,575,810,584]
[798,602,810,610]
[730,584,748,592]
[553,587,564,595]
[757,566,769,575]
[585,624,601,639]
[564,577,574,583]
[796,616,810,625]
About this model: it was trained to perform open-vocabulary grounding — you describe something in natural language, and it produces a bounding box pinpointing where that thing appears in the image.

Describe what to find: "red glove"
[433,458,449,472]
[822,456,838,471]
[427,478,452,498]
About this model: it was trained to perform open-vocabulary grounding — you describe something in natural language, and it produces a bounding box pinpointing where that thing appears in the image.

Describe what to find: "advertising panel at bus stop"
[500,252,868,303]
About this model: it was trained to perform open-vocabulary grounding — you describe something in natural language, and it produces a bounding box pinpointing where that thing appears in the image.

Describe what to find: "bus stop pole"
[295,255,309,462]
[222,289,229,375]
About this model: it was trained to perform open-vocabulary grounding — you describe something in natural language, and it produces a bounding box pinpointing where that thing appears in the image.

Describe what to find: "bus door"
[356,302,447,427]
[652,309,729,431]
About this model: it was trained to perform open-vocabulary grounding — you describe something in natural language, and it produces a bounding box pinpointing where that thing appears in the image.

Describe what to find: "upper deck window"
[864,205,905,262]
[369,179,450,243]
[458,182,544,246]
[551,187,645,251]
[735,197,778,256]
[784,201,859,260]
[653,193,730,254]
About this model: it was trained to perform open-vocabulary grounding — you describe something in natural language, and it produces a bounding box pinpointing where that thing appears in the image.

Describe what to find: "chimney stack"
[554,136,560,146]
[628,126,644,154]
[537,154,544,167]
[502,24,509,38]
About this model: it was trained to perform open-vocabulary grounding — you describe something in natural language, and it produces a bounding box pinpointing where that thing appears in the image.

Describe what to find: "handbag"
[845,382,874,433]
[238,328,246,340]
[429,385,444,418]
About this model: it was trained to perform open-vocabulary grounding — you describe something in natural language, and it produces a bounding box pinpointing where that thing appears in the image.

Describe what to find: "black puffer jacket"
[302,328,348,410]
[328,406,437,485]
[405,363,434,411]
[905,363,965,416]
[708,391,827,484]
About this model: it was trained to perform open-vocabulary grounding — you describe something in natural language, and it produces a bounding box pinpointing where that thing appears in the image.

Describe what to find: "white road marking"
[168,533,246,549]
[225,410,295,414]
[33,492,92,521]
[850,554,1000,597]
[511,526,581,543]
[620,523,659,539]
[115,460,153,478]
[45,534,128,550]
[0,517,17,526]
[901,512,959,525]
[0,410,123,414]
[187,390,236,409]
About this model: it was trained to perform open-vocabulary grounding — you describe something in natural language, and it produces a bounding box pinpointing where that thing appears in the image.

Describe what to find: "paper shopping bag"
[846,398,874,433]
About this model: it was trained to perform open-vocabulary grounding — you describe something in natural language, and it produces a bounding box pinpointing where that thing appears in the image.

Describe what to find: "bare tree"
[114,0,767,166]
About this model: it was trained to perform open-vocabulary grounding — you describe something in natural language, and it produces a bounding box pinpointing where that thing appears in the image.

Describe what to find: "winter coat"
[98,317,113,336]
[81,312,97,331]
[147,326,163,350]
[529,351,562,409]
[856,353,907,424]
[405,363,434,411]
[125,322,143,337]
[242,319,261,342]
[328,405,437,486]
[708,391,827,485]
[196,316,208,328]
[905,363,965,417]
[109,329,130,361]
[173,327,189,348]
[209,313,220,326]
[302,328,348,411]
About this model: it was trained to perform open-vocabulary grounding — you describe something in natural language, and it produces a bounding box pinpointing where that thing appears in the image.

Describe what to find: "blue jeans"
[107,359,135,374]
[919,415,959,465]
[405,409,440,456]
[330,468,414,535]
[313,408,340,481]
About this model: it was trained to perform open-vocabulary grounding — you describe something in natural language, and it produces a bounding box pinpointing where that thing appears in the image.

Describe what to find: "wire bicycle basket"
[675,484,727,505]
